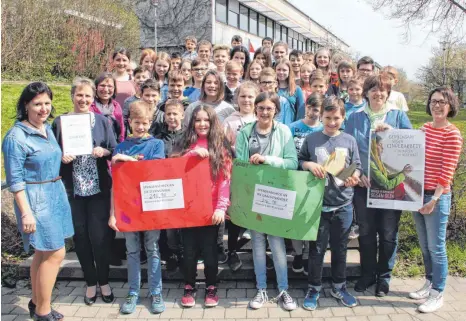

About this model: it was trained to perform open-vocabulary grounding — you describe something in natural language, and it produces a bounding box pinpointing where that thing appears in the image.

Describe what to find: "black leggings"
[227,221,242,253]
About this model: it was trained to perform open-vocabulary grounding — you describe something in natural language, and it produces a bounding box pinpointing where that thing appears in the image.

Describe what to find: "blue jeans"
[251,231,288,291]
[413,193,451,292]
[308,204,353,286]
[124,230,162,296]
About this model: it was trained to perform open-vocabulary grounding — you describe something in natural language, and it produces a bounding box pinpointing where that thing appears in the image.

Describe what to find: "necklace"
[26,120,46,135]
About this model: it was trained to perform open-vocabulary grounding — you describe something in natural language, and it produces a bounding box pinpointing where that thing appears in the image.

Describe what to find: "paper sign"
[60,113,93,156]
[140,179,184,211]
[252,184,296,220]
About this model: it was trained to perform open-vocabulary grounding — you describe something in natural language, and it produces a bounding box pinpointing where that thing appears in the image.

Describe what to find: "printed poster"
[367,129,425,211]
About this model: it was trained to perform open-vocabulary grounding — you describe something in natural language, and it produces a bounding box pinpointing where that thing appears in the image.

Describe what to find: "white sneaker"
[276,290,297,311]
[418,289,444,313]
[249,289,268,309]
[409,280,432,300]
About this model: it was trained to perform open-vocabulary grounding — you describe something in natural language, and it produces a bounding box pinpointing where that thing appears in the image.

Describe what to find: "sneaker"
[409,280,432,300]
[266,254,274,270]
[120,294,138,314]
[292,254,304,273]
[354,277,376,292]
[331,285,357,308]
[276,290,297,311]
[249,289,268,309]
[166,253,178,271]
[348,225,360,240]
[375,279,389,297]
[181,285,196,308]
[197,258,204,264]
[150,293,166,314]
[228,251,242,272]
[418,289,444,313]
[204,286,219,307]
[218,248,228,264]
[303,287,320,311]
[241,229,252,240]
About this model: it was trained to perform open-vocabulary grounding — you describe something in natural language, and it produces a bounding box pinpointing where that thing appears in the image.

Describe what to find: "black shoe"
[33,312,56,321]
[266,254,274,270]
[218,248,228,264]
[228,251,242,272]
[375,280,389,297]
[354,277,377,292]
[166,253,178,271]
[84,287,97,305]
[292,254,304,273]
[110,256,123,266]
[102,291,115,303]
[29,300,64,320]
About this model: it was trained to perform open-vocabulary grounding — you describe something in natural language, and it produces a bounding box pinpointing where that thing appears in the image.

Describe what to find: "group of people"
[2,33,463,321]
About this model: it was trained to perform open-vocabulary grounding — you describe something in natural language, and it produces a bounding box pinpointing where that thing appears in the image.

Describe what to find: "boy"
[310,70,329,96]
[224,61,243,105]
[299,96,362,311]
[382,66,409,112]
[303,52,314,64]
[159,71,190,112]
[289,49,304,83]
[123,67,151,133]
[262,37,273,49]
[182,35,198,61]
[109,100,166,315]
[343,77,366,130]
[197,40,216,70]
[231,35,242,47]
[357,56,375,80]
[213,45,230,81]
[185,59,208,103]
[170,52,182,71]
[140,79,165,136]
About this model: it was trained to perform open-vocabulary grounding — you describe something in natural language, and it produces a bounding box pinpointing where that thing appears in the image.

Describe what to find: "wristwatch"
[432,195,439,203]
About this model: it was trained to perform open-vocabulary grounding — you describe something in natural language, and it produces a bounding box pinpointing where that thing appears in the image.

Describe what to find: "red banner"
[112,157,213,232]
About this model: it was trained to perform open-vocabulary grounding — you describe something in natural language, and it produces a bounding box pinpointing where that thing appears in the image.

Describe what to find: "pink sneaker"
[204,285,219,307]
[181,284,196,307]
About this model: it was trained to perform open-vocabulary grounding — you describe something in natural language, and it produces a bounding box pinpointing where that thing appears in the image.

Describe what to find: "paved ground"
[2,277,466,321]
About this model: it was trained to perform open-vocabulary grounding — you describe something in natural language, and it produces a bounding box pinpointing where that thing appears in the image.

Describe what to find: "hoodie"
[113,135,165,161]
[155,125,185,157]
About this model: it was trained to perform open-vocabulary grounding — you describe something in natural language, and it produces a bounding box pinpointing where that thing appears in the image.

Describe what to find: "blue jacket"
[275,96,294,126]
[344,108,412,176]
[114,135,165,161]
[278,86,305,121]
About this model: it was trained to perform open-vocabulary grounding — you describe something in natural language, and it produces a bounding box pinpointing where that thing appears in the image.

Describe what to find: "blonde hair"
[300,62,316,86]
[314,47,331,74]
[310,69,329,85]
[129,100,152,120]
[71,76,95,97]
[234,81,260,111]
[154,52,171,81]
[225,60,243,72]
[245,59,264,81]
[274,58,297,95]
[213,45,230,55]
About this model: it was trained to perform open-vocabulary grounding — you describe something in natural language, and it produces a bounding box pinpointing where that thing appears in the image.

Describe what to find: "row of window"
[216,0,320,53]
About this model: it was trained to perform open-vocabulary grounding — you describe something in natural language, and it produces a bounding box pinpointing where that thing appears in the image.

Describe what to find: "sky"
[289,0,441,81]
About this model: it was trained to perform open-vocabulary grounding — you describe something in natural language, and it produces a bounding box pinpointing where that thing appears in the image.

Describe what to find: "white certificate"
[140,179,185,212]
[251,184,296,220]
[61,113,93,156]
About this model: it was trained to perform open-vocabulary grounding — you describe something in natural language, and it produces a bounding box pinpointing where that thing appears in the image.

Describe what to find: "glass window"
[267,19,273,38]
[281,26,287,42]
[216,0,227,24]
[288,36,293,48]
[239,5,248,31]
[275,22,281,41]
[258,15,266,37]
[228,11,239,28]
[249,11,258,35]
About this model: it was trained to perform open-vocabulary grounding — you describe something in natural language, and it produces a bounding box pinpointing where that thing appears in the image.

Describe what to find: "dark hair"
[289,49,303,59]
[230,46,251,75]
[254,92,281,117]
[321,95,345,117]
[426,87,459,118]
[306,92,324,108]
[231,35,243,43]
[262,37,274,45]
[16,82,54,121]
[140,78,160,94]
[94,72,117,101]
[363,73,392,100]
[112,47,131,60]
[171,52,182,60]
[253,47,273,68]
[357,56,374,70]
[191,58,206,69]
[200,70,225,103]
[133,66,147,76]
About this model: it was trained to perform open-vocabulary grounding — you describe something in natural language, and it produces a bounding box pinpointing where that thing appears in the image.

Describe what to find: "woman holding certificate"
[52,77,117,305]
[2,82,73,321]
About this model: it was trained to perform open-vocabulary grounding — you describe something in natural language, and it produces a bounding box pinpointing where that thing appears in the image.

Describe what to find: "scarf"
[95,100,115,116]
[365,103,388,130]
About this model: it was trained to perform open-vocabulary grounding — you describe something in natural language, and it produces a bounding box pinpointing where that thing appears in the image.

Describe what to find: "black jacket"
[155,125,185,157]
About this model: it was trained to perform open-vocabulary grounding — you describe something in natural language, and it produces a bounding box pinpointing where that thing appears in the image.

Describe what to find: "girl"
[245,59,264,85]
[112,48,136,108]
[230,46,251,76]
[181,59,193,87]
[275,58,305,123]
[300,62,316,103]
[184,59,208,103]
[139,48,157,75]
[329,52,345,86]
[235,92,298,311]
[154,51,171,105]
[176,105,233,308]
[90,72,125,142]
[409,87,462,313]
[313,48,331,79]
[3,82,73,321]
[333,61,355,101]
[254,47,273,68]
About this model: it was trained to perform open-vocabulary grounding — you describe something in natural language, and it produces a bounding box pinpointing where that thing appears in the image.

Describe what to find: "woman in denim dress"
[2,82,74,321]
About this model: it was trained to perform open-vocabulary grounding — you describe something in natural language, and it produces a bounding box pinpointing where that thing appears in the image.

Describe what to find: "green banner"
[229,160,325,241]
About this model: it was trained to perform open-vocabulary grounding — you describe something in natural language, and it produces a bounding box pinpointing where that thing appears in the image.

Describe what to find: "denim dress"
[2,121,74,252]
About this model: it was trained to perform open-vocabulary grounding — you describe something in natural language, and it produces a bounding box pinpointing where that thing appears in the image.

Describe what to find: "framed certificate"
[61,113,93,156]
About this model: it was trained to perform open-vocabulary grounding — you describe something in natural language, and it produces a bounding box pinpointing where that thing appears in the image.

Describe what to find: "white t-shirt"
[387,90,409,112]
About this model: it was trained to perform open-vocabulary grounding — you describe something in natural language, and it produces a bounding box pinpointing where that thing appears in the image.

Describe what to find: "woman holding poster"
[345,73,411,296]
[409,87,463,313]
[235,92,299,311]
[52,77,117,305]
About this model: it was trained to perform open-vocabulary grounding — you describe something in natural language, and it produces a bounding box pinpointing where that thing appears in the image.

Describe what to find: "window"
[249,10,258,35]
[275,22,281,41]
[267,19,273,38]
[258,15,266,37]
[216,0,227,24]
[228,11,238,27]
[288,36,293,48]
[239,5,248,31]
[281,26,287,42]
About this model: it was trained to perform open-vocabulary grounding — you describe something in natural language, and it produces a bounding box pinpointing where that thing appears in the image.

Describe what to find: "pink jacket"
[90,100,125,142]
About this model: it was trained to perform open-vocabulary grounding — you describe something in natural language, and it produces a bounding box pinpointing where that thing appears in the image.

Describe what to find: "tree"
[365,0,466,42]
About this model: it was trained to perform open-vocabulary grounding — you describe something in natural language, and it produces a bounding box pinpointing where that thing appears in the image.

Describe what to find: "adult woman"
[235,92,298,311]
[52,77,117,305]
[2,82,73,321]
[90,72,125,142]
[345,74,412,296]
[409,87,462,313]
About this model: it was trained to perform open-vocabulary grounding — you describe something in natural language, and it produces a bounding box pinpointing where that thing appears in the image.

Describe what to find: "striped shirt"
[422,122,463,193]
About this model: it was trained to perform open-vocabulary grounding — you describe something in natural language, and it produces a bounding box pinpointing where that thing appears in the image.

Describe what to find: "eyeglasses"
[430,99,448,107]
[256,106,275,113]
[260,81,276,85]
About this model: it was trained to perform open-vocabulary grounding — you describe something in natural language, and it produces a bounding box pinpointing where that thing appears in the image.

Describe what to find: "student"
[262,37,273,49]
[112,48,136,108]
[334,61,355,101]
[109,101,166,315]
[154,52,171,105]
[223,81,260,271]
[259,67,294,126]
[197,40,216,70]
[231,35,243,47]
[181,35,198,61]
[245,59,264,85]
[410,87,462,313]
[184,70,236,126]
[175,105,233,308]
[140,48,157,76]
[300,62,316,102]
[272,41,288,64]
[382,66,409,112]
[299,96,362,310]
[230,46,250,76]
[289,49,304,83]
[329,52,345,86]
[235,92,298,311]
[309,70,330,97]
[313,48,331,79]
[170,52,182,71]
[127,61,137,78]
[140,79,165,137]
[345,74,412,296]
[180,59,193,87]
[275,58,305,122]
[224,61,243,105]
[213,45,230,81]
[303,52,315,64]
[343,76,367,130]
[184,59,208,103]
[159,71,190,112]
[357,56,375,80]
[123,67,151,132]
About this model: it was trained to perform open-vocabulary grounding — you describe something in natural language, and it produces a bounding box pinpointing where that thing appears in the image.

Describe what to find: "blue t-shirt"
[342,100,367,130]
[185,88,201,103]
[113,135,165,161]
[288,120,324,152]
